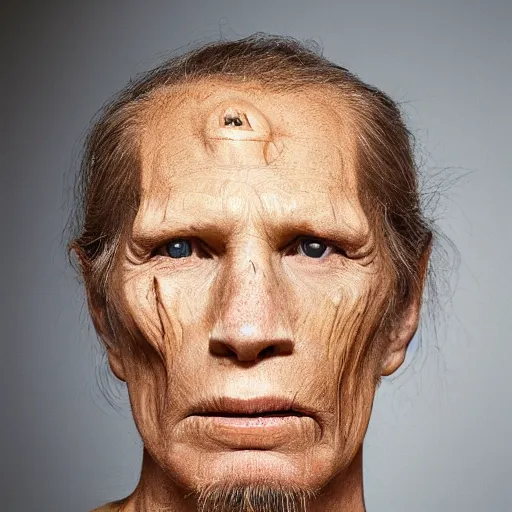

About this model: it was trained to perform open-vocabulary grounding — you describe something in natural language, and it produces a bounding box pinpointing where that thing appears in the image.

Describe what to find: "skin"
[90,80,428,512]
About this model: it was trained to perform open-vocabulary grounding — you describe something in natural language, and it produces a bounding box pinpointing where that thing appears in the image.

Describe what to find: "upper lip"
[188,396,313,418]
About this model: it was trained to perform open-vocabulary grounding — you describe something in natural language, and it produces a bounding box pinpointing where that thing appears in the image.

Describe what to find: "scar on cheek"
[152,276,184,355]
[153,276,166,342]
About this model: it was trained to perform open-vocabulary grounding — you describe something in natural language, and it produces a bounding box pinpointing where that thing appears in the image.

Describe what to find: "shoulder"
[90,494,132,511]
[90,502,121,512]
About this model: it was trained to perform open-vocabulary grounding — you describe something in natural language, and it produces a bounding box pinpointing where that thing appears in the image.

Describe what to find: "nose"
[209,330,294,362]
[208,259,294,363]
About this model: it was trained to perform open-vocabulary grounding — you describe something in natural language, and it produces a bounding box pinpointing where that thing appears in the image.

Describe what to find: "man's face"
[108,80,396,494]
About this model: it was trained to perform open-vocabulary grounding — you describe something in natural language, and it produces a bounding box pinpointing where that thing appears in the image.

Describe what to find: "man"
[71,34,432,512]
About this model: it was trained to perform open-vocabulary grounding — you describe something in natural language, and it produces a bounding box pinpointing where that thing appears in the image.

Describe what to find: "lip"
[184,396,321,450]
[187,395,313,419]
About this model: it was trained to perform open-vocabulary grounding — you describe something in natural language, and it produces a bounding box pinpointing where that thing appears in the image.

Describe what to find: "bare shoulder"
[89,502,122,512]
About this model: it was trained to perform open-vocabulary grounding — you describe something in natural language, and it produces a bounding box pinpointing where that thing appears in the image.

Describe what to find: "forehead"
[135,80,368,235]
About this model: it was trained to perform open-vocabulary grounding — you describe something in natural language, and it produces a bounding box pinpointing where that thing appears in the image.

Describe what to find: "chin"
[186,451,323,512]
[165,443,338,496]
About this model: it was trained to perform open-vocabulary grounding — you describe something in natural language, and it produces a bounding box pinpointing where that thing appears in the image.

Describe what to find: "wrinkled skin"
[93,80,426,511]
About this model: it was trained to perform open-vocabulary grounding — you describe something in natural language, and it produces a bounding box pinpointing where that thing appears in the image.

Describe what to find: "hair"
[69,33,435,347]
[192,482,315,512]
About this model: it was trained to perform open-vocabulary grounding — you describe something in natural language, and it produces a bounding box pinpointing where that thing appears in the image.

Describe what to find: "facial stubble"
[191,481,316,512]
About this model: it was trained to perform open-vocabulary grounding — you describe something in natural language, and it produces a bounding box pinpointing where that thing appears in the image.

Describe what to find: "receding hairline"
[128,76,363,138]
[116,77,379,241]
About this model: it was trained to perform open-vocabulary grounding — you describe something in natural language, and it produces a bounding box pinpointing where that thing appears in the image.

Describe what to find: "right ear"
[89,302,127,383]
[71,243,127,382]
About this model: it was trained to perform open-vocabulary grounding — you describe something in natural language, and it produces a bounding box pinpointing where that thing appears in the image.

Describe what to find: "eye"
[297,238,332,259]
[162,239,192,259]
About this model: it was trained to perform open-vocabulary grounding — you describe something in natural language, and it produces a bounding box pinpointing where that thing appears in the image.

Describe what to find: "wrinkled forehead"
[137,80,360,197]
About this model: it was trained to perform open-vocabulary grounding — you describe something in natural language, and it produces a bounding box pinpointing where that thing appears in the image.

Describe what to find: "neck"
[118,447,366,512]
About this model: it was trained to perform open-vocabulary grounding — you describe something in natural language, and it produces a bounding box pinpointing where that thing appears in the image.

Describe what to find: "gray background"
[3,1,511,511]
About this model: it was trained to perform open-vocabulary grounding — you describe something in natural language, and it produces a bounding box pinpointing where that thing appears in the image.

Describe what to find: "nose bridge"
[209,248,294,361]
[225,256,276,333]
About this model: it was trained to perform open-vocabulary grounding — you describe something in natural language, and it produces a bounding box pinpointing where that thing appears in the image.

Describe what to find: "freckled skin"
[98,80,426,512]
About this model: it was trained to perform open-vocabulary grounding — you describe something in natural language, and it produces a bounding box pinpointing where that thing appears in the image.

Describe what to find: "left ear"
[381,238,432,376]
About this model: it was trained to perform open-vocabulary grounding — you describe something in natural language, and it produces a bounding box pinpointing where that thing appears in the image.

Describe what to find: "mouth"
[194,409,306,428]
[184,396,320,449]
[195,410,306,418]
[188,396,312,419]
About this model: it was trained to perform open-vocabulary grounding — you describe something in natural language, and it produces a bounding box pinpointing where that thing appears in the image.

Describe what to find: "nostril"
[209,339,238,358]
[258,345,277,359]
[220,108,252,130]
[209,336,294,362]
[224,115,243,127]
[258,339,294,359]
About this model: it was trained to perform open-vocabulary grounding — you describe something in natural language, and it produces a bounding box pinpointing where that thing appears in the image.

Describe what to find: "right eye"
[161,239,192,259]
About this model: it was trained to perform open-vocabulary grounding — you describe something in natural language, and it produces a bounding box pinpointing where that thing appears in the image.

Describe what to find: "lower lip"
[186,414,317,449]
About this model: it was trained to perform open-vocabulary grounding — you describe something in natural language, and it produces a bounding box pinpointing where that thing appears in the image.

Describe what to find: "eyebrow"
[273,217,372,250]
[131,210,371,253]
[131,215,232,246]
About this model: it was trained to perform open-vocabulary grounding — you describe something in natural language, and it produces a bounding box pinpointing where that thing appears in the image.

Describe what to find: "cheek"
[290,265,391,452]
[113,262,215,394]
[291,264,389,358]
[117,262,213,360]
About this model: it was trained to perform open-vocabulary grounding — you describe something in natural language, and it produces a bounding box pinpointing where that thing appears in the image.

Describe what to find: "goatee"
[193,482,316,512]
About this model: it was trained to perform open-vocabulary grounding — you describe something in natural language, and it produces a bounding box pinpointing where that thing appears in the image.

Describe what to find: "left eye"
[162,239,192,259]
[297,238,332,259]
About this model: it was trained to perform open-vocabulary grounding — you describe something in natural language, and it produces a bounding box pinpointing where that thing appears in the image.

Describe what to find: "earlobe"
[85,286,127,382]
[90,305,127,382]
[106,346,126,382]
[381,300,421,376]
[381,238,432,377]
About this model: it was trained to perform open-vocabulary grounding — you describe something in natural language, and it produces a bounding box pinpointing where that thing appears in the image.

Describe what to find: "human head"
[71,34,432,511]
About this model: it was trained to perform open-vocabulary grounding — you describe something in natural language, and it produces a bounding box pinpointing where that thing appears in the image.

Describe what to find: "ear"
[87,293,127,382]
[381,238,432,377]
[106,347,126,382]
[90,305,127,383]
[70,243,127,382]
